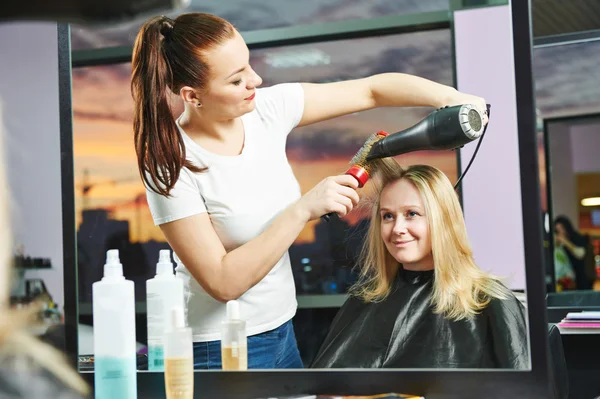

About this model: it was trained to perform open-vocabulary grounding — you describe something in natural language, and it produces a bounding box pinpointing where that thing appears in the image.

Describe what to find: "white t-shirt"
[146,83,305,342]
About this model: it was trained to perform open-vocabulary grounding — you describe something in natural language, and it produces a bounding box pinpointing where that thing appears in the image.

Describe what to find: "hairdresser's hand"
[444,89,488,125]
[295,175,360,222]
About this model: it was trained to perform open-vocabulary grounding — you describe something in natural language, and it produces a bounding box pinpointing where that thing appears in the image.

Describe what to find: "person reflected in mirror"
[310,159,529,369]
[131,12,489,369]
[554,216,594,290]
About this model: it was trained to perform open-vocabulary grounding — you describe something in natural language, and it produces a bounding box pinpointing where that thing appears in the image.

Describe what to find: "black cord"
[454,104,491,189]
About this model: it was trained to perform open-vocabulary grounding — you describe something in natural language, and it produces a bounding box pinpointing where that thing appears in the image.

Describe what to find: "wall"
[570,121,600,174]
[454,5,527,290]
[0,22,64,309]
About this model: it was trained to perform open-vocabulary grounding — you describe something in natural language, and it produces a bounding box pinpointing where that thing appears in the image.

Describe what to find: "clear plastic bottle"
[92,249,137,399]
[146,249,184,371]
[220,300,247,370]
[164,306,194,399]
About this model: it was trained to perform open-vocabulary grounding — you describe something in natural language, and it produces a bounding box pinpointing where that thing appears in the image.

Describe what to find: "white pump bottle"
[92,249,137,399]
[146,249,184,371]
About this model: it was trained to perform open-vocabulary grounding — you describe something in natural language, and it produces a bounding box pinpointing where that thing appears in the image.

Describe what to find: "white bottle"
[164,306,194,399]
[92,249,137,399]
[220,300,247,370]
[146,249,184,371]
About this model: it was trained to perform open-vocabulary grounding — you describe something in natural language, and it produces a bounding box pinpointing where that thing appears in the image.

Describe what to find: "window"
[70,0,449,50]
[72,29,455,304]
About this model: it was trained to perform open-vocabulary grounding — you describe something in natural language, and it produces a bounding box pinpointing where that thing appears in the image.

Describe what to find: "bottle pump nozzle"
[226,300,240,321]
[156,249,173,276]
[169,306,185,331]
[104,249,123,278]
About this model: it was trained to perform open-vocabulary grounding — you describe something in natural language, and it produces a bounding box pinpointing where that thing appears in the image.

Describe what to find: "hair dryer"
[366,104,488,162]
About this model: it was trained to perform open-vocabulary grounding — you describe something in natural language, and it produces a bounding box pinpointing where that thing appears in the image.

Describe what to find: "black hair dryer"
[366,104,488,161]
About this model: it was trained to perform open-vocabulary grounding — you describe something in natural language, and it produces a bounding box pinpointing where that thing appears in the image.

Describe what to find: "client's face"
[379,179,433,271]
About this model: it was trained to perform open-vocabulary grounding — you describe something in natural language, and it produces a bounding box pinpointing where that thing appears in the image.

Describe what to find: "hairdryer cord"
[454,104,491,189]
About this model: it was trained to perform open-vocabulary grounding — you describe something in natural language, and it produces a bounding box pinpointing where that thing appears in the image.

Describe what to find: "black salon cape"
[310,268,529,369]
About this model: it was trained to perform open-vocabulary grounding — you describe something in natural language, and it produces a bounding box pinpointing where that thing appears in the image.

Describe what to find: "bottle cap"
[170,306,185,330]
[156,249,173,275]
[226,300,241,321]
[104,249,123,278]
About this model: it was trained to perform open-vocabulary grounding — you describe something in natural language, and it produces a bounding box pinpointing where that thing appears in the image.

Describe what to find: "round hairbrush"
[321,130,388,222]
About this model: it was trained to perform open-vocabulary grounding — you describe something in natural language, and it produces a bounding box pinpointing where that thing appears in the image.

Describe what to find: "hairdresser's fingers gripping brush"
[321,130,389,222]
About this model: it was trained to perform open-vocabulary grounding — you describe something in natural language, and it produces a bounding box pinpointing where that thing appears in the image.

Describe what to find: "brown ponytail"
[131,13,235,196]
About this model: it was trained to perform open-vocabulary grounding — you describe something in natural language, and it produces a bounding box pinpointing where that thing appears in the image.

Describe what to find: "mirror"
[531,31,600,399]
[545,117,600,293]
[68,0,533,373]
[533,39,600,295]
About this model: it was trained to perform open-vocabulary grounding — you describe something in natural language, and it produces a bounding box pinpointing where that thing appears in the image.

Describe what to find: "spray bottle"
[92,249,137,399]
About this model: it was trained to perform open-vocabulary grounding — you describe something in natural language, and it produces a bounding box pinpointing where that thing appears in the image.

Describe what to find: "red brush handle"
[346,165,369,188]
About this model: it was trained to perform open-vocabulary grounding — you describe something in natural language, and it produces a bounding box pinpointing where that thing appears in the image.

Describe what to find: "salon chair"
[547,323,569,399]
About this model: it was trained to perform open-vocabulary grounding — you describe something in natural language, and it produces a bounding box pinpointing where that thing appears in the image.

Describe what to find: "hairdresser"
[131,12,488,370]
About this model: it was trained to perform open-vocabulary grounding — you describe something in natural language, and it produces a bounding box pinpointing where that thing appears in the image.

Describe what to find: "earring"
[196,102,202,108]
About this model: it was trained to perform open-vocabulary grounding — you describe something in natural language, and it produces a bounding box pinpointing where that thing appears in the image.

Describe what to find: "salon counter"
[78,370,432,399]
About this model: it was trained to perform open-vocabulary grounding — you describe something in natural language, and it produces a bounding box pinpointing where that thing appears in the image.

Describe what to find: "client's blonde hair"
[350,158,509,321]
[0,104,89,394]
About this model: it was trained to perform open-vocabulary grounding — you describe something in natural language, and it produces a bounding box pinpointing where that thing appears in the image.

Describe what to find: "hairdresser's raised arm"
[298,72,487,127]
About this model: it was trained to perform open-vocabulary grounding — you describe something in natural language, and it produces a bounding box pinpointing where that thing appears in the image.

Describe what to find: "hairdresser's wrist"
[437,86,459,108]
[289,201,312,225]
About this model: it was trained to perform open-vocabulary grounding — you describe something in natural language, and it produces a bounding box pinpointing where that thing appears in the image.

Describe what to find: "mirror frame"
[59,0,552,397]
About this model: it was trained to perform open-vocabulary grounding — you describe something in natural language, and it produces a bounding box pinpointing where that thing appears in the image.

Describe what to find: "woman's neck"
[401,254,434,271]
[402,264,434,272]
[178,106,246,156]
[178,108,239,142]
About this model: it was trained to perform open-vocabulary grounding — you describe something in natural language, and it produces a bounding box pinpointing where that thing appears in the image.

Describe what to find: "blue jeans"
[193,319,304,369]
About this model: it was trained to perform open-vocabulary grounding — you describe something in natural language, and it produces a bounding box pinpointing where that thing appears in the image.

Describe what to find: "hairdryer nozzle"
[459,104,485,139]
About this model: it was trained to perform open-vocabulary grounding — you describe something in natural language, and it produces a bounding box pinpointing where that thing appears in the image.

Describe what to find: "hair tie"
[160,18,174,39]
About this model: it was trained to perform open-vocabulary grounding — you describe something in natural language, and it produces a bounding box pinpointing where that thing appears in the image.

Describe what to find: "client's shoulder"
[484,289,527,319]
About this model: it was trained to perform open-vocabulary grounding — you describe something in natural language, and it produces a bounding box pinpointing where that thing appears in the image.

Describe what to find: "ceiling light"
[581,197,600,207]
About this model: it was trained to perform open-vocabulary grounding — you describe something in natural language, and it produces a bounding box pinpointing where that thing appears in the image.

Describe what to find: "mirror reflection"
[544,117,600,293]
[533,39,600,295]
[70,2,532,373]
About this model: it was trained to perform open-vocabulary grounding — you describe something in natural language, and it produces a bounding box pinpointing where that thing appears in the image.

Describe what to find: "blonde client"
[311,159,529,369]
